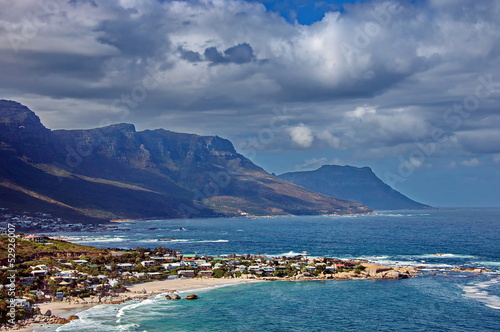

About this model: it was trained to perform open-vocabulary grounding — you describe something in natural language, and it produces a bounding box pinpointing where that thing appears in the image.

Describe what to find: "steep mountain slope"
[0,100,371,222]
[279,165,432,210]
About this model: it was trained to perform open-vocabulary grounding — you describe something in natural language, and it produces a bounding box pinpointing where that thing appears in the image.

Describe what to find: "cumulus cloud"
[317,130,341,149]
[339,105,431,149]
[347,106,377,120]
[192,43,257,65]
[287,125,314,148]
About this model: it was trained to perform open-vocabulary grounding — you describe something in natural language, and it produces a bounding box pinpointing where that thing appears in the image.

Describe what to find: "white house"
[165,262,183,269]
[248,266,262,273]
[140,261,155,267]
[108,279,119,287]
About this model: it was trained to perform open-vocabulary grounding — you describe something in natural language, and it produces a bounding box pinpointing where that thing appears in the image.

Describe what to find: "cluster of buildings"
[10,247,365,303]
[1,234,416,327]
[0,208,116,233]
[154,253,360,279]
[3,233,369,305]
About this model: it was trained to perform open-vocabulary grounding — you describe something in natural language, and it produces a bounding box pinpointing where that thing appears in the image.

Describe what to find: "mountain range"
[279,165,432,210]
[0,100,371,223]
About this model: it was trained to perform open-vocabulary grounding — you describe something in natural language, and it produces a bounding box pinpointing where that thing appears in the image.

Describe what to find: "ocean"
[46,209,500,331]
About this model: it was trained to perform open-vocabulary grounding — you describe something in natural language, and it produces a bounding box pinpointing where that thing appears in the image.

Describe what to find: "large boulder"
[384,271,402,279]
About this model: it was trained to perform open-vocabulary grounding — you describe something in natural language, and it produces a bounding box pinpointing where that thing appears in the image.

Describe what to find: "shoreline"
[12,278,262,332]
[109,211,377,223]
[12,264,417,331]
[9,264,490,331]
[38,277,262,317]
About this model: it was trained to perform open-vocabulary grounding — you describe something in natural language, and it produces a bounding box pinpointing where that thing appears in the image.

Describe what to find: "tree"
[213,269,225,278]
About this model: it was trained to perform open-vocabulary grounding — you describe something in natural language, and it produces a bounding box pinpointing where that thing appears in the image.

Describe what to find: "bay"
[48,209,500,331]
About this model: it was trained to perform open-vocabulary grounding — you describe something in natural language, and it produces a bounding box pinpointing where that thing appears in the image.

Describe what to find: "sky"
[0,0,499,207]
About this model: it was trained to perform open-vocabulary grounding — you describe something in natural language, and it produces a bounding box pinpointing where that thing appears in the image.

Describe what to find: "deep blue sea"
[45,209,500,331]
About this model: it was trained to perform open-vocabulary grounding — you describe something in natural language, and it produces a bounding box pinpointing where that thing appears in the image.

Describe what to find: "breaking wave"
[64,236,127,243]
[196,240,229,243]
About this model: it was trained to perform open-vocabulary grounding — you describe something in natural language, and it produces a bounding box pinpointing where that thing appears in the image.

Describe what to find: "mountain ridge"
[0,100,371,223]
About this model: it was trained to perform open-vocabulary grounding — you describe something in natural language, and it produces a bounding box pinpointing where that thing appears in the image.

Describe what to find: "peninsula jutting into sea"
[0,233,492,331]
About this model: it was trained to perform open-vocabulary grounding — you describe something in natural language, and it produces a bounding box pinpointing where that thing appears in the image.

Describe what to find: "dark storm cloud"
[223,43,255,64]
[96,18,169,58]
[178,47,202,62]
[203,46,226,64]
[92,1,173,60]
[201,43,256,65]
[0,49,117,99]
[69,0,98,7]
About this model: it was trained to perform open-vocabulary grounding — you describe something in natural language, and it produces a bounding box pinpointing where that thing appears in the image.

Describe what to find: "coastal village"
[0,234,419,330]
[0,208,121,234]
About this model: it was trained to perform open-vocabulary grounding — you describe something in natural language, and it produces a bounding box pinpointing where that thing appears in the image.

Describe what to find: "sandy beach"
[125,276,260,294]
[13,278,261,332]
[37,277,260,316]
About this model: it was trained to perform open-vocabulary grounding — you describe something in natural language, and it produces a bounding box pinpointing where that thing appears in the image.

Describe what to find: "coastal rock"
[335,272,358,279]
[384,271,403,279]
[185,294,199,300]
[55,317,70,324]
[44,309,52,317]
[67,315,79,321]
[451,267,492,273]
[172,294,181,300]
[363,264,393,277]
[165,295,172,300]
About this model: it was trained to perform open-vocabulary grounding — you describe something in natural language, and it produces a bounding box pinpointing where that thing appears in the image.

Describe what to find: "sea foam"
[462,277,500,310]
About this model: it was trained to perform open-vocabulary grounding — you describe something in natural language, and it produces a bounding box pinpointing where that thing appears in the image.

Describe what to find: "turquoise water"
[48,209,500,331]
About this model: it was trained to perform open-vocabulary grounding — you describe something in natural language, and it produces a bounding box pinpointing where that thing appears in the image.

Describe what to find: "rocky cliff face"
[0,100,54,162]
[0,100,371,222]
[279,165,432,210]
